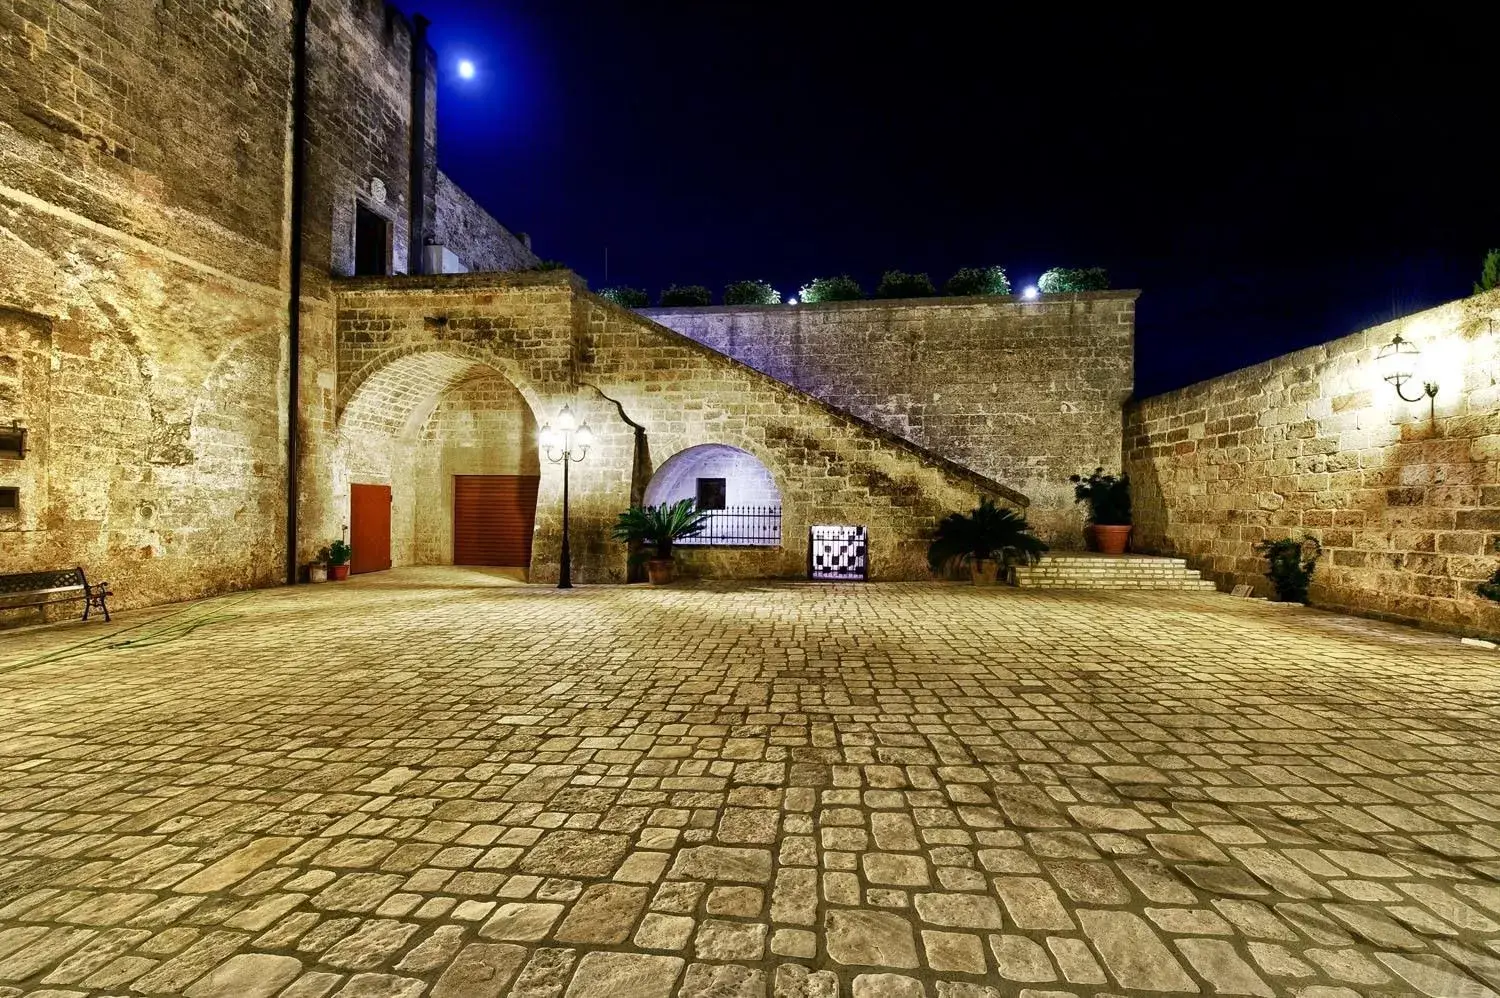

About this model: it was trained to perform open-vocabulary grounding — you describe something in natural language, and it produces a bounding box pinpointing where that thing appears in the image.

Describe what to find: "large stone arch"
[331,346,546,573]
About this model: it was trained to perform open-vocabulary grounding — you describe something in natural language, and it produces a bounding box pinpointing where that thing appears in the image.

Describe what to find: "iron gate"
[809,524,868,580]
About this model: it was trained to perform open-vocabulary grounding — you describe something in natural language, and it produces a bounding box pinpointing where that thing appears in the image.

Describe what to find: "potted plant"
[309,550,329,584]
[1070,468,1132,555]
[928,497,1047,585]
[326,539,352,581]
[1255,536,1320,603]
[611,498,709,584]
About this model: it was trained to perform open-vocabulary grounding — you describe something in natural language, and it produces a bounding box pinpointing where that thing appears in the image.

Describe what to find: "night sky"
[400,4,1496,396]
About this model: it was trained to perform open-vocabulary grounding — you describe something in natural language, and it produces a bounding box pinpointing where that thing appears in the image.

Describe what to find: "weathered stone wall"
[433,171,539,274]
[1125,289,1500,636]
[641,293,1136,545]
[0,0,294,619]
[333,272,1028,582]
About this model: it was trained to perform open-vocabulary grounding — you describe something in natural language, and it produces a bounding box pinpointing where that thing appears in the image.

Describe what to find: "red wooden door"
[350,483,392,575]
[453,475,540,567]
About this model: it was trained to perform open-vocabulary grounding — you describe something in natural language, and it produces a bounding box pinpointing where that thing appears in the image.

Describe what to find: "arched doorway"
[336,352,540,573]
[644,444,782,547]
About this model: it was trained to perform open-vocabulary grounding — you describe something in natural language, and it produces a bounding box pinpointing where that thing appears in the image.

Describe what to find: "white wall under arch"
[644,443,781,510]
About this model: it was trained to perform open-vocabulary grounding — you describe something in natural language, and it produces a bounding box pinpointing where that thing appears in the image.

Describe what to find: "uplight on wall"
[1375,332,1438,404]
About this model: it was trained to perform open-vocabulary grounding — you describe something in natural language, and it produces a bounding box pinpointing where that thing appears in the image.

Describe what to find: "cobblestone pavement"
[3,568,1500,998]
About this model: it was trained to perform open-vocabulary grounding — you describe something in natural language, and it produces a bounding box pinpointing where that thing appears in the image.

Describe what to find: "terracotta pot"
[969,559,1000,585]
[1092,524,1132,555]
[308,564,328,584]
[329,564,351,581]
[646,558,674,585]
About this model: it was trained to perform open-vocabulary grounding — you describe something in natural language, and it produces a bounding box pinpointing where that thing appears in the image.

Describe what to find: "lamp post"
[539,404,592,589]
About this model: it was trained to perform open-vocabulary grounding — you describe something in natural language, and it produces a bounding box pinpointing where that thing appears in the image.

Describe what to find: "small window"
[696,477,727,510]
[354,202,391,276]
[0,487,17,512]
[0,424,23,460]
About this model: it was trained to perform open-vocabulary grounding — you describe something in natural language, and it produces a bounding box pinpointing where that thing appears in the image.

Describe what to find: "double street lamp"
[539,404,592,589]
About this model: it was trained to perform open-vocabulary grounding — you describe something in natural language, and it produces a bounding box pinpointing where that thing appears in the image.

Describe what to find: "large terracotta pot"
[1092,525,1132,555]
[969,559,1000,585]
[329,564,351,581]
[646,558,675,585]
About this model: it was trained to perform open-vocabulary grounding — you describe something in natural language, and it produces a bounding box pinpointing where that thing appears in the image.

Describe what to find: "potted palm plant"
[612,498,709,584]
[1070,468,1132,555]
[928,497,1047,584]
[326,539,352,581]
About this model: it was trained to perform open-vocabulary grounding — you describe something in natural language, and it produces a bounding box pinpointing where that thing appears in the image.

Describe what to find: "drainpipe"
[406,14,431,274]
[284,0,310,585]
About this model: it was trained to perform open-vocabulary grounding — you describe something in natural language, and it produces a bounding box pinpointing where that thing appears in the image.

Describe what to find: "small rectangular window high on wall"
[0,487,18,512]
[0,424,24,460]
[696,477,727,510]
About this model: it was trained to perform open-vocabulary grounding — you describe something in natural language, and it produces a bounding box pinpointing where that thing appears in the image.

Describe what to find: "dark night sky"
[398,3,1497,396]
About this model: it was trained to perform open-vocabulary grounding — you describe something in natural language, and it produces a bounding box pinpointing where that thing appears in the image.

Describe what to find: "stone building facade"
[1125,289,1500,636]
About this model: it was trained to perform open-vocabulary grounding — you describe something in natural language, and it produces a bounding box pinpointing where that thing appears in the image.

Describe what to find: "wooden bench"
[0,568,113,622]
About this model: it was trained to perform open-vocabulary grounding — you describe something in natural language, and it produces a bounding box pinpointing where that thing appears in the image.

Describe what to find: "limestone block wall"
[1125,289,1500,636]
[0,0,294,616]
[433,171,539,274]
[641,293,1136,545]
[332,273,1028,582]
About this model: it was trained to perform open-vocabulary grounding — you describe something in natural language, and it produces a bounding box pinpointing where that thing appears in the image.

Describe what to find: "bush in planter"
[1070,468,1131,525]
[799,275,865,303]
[611,499,709,583]
[928,498,1047,583]
[658,284,713,307]
[1038,267,1109,293]
[326,540,351,566]
[875,270,937,299]
[599,286,649,308]
[723,280,781,306]
[944,265,1011,297]
[1255,536,1321,603]
[1476,567,1500,601]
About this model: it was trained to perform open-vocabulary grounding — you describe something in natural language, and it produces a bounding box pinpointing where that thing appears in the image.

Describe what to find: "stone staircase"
[1009,553,1218,591]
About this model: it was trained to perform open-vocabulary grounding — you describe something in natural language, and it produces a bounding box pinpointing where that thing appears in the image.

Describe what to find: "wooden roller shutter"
[453,475,541,567]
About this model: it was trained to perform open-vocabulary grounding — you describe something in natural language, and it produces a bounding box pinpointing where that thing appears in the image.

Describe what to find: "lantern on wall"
[1375,332,1438,404]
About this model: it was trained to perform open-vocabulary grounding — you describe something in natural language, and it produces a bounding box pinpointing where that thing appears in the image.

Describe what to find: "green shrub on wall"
[723,280,781,306]
[1476,249,1500,294]
[799,275,865,303]
[1479,568,1500,601]
[658,284,713,307]
[1255,536,1320,603]
[599,286,649,308]
[876,270,937,299]
[530,260,570,272]
[1037,267,1109,293]
[945,266,1011,297]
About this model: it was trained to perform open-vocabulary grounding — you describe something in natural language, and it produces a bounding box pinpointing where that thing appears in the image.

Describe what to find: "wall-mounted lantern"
[1376,332,1439,404]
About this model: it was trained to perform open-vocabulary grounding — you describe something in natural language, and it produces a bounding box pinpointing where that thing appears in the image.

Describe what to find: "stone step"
[1010,554,1217,591]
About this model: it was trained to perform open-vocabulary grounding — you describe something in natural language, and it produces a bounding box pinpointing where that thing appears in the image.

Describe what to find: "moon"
[457,59,475,80]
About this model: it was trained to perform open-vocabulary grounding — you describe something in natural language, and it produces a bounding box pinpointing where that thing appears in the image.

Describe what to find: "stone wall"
[332,272,1028,582]
[433,171,539,274]
[0,0,294,619]
[1125,289,1500,636]
[641,293,1136,545]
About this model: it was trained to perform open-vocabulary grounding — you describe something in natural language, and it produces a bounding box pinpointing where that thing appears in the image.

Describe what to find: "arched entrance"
[644,444,782,547]
[335,351,540,574]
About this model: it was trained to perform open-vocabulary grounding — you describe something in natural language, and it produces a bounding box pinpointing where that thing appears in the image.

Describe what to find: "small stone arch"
[645,444,782,548]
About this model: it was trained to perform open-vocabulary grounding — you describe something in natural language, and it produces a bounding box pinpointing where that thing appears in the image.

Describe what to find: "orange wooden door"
[453,475,540,567]
[350,483,392,574]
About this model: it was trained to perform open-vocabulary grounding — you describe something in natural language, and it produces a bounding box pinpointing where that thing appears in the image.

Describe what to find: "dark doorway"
[350,483,392,574]
[354,203,390,276]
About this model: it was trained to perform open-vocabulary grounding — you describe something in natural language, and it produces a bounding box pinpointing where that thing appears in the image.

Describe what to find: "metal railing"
[679,505,782,547]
